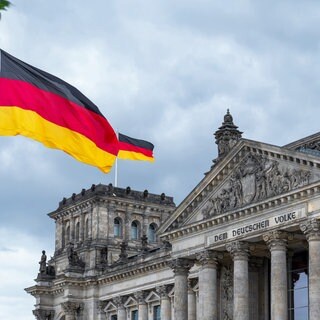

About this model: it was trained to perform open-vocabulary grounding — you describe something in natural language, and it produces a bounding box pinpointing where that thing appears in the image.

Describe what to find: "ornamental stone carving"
[300,218,320,241]
[197,250,223,268]
[156,285,170,298]
[32,309,54,320]
[221,265,233,320]
[113,296,126,309]
[168,258,194,275]
[203,152,311,218]
[226,241,250,260]
[134,291,147,304]
[263,230,293,251]
[61,301,83,317]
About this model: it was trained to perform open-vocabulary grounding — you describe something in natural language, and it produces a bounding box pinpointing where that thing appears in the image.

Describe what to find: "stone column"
[188,280,197,320]
[263,230,291,320]
[197,250,221,320]
[301,219,320,320]
[156,285,171,320]
[169,258,194,320]
[114,297,126,320]
[134,291,148,320]
[61,302,82,320]
[226,241,249,320]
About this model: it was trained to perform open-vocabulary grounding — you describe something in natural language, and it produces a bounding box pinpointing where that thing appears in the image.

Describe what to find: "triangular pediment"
[159,137,320,235]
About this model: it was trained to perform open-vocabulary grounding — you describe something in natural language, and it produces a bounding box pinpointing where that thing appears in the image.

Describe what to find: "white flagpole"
[114,130,118,187]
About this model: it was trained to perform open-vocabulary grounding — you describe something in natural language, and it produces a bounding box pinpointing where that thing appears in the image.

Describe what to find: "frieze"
[202,152,311,218]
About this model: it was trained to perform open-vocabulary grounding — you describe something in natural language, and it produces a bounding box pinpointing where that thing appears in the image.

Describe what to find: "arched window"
[131,221,139,240]
[85,218,89,239]
[75,222,80,242]
[114,217,122,237]
[66,225,70,244]
[148,223,158,243]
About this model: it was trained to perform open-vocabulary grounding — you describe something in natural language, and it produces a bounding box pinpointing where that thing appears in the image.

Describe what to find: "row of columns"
[170,218,320,320]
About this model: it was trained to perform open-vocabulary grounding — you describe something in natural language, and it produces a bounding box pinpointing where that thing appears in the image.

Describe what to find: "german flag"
[0,49,118,173]
[118,133,154,162]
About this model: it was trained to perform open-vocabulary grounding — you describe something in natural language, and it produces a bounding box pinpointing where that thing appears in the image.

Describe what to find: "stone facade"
[26,111,320,320]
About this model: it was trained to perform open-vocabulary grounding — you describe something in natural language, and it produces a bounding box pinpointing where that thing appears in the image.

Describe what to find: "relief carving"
[221,265,233,320]
[203,152,311,218]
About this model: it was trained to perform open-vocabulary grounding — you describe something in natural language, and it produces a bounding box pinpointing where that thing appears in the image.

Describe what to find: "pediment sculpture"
[202,152,311,219]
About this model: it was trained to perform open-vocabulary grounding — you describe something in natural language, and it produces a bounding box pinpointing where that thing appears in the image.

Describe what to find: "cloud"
[0,228,54,320]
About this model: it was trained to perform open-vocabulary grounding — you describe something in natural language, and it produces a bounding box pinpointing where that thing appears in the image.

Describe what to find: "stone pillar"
[114,297,126,320]
[197,250,221,320]
[61,302,82,320]
[301,219,320,320]
[134,291,148,320]
[226,241,249,320]
[156,285,171,320]
[188,280,197,320]
[263,230,291,320]
[169,258,194,320]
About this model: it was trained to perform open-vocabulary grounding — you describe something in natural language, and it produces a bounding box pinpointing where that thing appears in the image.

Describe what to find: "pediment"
[145,291,160,303]
[159,138,320,234]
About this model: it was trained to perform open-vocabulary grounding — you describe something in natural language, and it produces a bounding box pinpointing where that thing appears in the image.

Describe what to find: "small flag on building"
[118,133,154,162]
[0,49,119,173]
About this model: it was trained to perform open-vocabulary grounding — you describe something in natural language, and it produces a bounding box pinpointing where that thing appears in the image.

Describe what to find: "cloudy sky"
[1,0,320,318]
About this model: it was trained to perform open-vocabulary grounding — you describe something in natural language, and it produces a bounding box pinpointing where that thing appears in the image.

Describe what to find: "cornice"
[49,196,175,220]
[160,182,320,241]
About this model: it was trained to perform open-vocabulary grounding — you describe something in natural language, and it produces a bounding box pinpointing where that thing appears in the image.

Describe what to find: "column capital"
[226,241,249,260]
[134,291,147,305]
[113,296,126,309]
[168,258,194,275]
[156,285,170,298]
[263,230,293,251]
[196,250,223,268]
[61,301,83,316]
[32,309,55,320]
[300,218,320,241]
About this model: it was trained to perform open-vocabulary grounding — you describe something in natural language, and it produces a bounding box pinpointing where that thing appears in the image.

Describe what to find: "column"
[226,241,249,320]
[114,297,126,320]
[169,258,194,320]
[300,219,320,320]
[156,285,171,320]
[197,250,221,320]
[134,291,148,320]
[97,301,107,320]
[263,230,291,320]
[61,302,82,320]
[188,280,196,320]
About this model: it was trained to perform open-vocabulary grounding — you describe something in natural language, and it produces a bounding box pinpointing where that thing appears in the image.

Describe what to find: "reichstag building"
[26,111,320,320]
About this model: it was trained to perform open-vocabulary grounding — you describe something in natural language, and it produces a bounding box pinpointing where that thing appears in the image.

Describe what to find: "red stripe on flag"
[0,78,118,155]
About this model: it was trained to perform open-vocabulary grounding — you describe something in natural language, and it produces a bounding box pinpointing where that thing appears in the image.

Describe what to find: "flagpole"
[114,156,118,187]
[114,130,118,187]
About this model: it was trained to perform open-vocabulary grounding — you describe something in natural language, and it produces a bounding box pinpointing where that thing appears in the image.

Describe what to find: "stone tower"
[214,109,242,161]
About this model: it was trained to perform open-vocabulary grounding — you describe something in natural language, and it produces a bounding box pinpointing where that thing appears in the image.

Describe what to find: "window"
[153,305,161,320]
[114,218,122,237]
[131,310,138,320]
[85,218,89,239]
[66,225,70,243]
[288,251,308,320]
[110,315,117,320]
[75,222,80,242]
[131,221,139,240]
[148,223,158,243]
